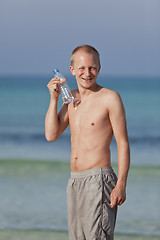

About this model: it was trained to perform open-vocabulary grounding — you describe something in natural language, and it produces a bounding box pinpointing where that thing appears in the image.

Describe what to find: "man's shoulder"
[97,87,123,111]
[99,87,120,100]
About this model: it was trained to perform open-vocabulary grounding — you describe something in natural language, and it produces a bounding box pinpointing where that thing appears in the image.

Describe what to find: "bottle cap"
[53,69,59,74]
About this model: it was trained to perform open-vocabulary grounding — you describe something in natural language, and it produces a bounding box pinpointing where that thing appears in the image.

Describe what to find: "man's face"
[70,50,100,90]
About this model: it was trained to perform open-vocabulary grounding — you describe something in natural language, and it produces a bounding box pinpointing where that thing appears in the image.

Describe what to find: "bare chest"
[68,98,109,132]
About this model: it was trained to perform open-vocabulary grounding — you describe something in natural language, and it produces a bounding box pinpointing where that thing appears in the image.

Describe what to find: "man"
[45,45,130,240]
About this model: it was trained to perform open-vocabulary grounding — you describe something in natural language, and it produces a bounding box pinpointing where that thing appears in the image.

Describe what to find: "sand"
[0,230,159,240]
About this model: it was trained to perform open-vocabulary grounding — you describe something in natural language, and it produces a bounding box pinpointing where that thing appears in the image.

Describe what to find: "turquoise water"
[0,75,160,238]
[0,75,160,164]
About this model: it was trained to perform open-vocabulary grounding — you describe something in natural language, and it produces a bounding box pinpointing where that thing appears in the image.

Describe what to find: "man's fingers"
[47,77,62,96]
[110,189,126,208]
[47,78,61,86]
[118,196,126,206]
[47,81,60,87]
[110,199,117,208]
[49,77,60,82]
[110,194,118,208]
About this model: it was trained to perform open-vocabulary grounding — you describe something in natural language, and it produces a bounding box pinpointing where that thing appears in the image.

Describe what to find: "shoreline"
[0,229,159,240]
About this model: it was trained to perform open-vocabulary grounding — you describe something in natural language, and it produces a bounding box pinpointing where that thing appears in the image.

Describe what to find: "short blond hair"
[71,44,100,67]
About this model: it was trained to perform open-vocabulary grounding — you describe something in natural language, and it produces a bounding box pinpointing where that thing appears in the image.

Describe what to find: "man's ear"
[98,65,101,74]
[70,66,76,76]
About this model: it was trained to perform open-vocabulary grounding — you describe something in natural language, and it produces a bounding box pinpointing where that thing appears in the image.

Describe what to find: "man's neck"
[78,83,100,98]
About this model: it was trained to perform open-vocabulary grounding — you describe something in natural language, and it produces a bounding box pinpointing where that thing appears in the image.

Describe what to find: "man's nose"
[85,68,91,76]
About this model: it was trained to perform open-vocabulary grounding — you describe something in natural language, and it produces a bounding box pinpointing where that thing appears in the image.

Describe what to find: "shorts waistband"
[71,167,114,179]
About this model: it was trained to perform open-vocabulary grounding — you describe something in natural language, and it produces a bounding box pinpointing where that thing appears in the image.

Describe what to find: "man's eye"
[89,67,96,71]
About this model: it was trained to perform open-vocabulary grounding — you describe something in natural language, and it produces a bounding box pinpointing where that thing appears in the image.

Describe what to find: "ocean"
[0,74,160,240]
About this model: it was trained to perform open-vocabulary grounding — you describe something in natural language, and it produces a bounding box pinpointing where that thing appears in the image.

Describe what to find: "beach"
[0,75,160,239]
[0,230,160,240]
[0,160,159,240]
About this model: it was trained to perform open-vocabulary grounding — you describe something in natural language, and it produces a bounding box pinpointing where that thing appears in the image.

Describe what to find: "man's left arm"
[108,91,130,208]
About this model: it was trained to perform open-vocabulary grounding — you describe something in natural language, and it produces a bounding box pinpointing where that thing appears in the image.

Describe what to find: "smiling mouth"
[82,78,93,81]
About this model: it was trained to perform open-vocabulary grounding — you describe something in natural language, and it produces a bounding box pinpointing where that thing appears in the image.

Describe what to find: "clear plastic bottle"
[53,69,74,104]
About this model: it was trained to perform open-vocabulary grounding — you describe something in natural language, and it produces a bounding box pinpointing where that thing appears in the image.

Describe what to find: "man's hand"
[47,77,63,99]
[110,183,126,208]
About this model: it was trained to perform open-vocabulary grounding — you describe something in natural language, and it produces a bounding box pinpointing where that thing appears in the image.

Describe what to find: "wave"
[0,159,160,172]
[0,132,46,142]
[1,131,160,145]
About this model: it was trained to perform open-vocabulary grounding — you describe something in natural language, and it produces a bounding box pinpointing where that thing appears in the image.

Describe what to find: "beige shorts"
[67,167,118,240]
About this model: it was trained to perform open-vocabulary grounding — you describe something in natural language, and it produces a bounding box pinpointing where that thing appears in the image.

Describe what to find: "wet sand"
[0,230,159,240]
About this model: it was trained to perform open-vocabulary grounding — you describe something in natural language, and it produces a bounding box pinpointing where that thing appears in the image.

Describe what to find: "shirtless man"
[45,45,130,240]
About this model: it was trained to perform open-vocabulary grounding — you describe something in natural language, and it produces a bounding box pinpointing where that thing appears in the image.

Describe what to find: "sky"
[0,0,160,76]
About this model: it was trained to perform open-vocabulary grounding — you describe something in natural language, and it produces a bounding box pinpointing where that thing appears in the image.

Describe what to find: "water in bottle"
[53,69,74,104]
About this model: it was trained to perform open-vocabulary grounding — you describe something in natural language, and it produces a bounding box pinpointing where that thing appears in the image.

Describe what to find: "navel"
[91,122,95,126]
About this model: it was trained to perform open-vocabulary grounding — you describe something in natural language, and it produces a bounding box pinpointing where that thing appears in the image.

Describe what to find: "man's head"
[70,45,101,90]
[71,45,101,68]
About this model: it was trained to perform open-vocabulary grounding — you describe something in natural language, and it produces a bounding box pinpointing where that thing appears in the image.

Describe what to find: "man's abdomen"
[70,144,111,172]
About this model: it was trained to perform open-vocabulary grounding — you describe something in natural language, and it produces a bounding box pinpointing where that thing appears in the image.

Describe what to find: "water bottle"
[53,69,74,104]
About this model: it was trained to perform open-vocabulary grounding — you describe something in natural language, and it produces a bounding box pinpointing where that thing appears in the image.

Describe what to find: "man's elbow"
[45,136,57,142]
[45,132,59,142]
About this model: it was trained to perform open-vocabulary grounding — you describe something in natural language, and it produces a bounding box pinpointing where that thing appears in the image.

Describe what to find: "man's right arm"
[45,78,69,142]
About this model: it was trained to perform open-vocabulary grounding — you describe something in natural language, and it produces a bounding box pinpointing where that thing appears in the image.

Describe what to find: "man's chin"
[77,78,96,89]
[82,78,95,85]
[82,83,94,89]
